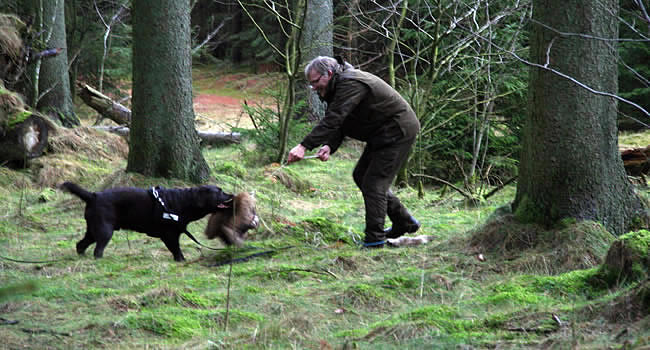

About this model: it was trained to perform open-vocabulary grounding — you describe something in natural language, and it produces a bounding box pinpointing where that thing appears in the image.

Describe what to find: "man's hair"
[304,56,353,79]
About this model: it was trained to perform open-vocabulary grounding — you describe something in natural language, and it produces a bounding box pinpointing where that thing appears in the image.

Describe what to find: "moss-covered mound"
[469,214,616,274]
[592,229,650,286]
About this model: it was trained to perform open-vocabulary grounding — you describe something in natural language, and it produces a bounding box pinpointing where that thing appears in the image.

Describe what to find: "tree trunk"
[512,0,645,235]
[299,0,333,121]
[128,0,210,183]
[25,0,78,127]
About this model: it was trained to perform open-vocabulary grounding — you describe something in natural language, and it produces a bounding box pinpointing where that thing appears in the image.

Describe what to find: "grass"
[1,71,650,349]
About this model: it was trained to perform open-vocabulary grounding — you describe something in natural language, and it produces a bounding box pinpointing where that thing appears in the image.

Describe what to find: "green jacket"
[300,68,420,153]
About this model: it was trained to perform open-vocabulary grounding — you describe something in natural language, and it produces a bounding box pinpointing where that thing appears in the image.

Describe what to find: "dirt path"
[192,70,277,132]
[193,93,253,132]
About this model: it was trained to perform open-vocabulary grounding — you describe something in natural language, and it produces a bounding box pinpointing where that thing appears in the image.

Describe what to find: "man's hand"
[287,144,306,163]
[317,145,331,162]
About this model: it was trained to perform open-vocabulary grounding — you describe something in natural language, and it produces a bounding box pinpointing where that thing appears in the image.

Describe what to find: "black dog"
[61,181,233,261]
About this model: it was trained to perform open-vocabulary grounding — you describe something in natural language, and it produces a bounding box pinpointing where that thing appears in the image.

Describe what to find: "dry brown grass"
[31,126,128,187]
[0,14,24,62]
[469,214,615,275]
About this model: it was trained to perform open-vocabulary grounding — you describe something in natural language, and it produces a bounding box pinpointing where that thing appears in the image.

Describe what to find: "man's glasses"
[308,73,324,87]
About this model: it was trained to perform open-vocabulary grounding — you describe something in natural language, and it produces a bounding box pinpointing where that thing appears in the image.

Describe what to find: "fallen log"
[78,84,131,125]
[621,145,650,176]
[93,126,241,145]
[79,84,241,145]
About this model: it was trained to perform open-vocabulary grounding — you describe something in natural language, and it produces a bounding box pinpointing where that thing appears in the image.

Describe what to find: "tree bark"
[128,0,210,183]
[299,0,333,121]
[24,0,78,127]
[513,0,645,235]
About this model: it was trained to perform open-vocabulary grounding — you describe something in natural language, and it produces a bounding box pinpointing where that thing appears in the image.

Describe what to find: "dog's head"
[195,185,235,210]
[204,192,259,246]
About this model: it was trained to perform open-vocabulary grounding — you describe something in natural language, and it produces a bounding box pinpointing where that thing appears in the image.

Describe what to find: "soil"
[191,70,276,132]
[193,93,253,132]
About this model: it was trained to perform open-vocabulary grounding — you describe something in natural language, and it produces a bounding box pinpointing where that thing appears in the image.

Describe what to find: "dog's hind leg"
[161,234,185,262]
[91,223,114,259]
[76,231,96,255]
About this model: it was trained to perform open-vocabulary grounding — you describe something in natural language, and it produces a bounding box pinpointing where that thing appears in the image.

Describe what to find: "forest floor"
[1,65,649,349]
[190,64,278,132]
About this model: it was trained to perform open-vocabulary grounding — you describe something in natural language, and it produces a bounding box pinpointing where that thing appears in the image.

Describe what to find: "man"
[287,56,421,248]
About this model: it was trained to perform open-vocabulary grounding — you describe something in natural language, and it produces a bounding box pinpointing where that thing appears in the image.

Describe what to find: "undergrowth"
[1,90,649,349]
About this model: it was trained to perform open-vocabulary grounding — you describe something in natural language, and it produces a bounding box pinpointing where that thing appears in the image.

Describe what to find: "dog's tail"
[60,181,95,202]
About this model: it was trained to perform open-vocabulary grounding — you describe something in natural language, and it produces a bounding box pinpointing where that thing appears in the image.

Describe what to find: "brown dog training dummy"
[204,192,259,247]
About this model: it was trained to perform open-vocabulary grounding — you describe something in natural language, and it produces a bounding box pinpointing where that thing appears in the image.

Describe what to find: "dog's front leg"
[161,234,185,261]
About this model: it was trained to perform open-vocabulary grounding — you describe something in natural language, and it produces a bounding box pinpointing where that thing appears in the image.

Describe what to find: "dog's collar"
[150,186,179,222]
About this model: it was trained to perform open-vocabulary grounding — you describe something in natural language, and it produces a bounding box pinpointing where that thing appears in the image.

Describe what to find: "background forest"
[1,0,649,349]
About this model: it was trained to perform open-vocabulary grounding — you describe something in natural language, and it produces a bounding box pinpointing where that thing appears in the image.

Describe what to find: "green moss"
[346,283,382,300]
[213,160,247,178]
[382,274,419,289]
[513,195,545,224]
[290,216,358,245]
[38,188,56,202]
[478,283,547,305]
[178,291,212,308]
[82,287,119,298]
[593,230,650,286]
[125,307,264,338]
[125,310,202,338]
[398,305,476,333]
[528,268,599,297]
[620,229,650,256]
[5,109,31,128]
[556,217,577,229]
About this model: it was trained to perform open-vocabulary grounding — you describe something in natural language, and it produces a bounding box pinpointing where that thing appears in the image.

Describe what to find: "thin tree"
[300,0,333,121]
[25,0,78,127]
[238,0,307,163]
[512,0,646,235]
[127,0,210,183]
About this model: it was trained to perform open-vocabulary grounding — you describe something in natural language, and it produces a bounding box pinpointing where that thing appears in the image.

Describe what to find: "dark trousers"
[352,122,417,242]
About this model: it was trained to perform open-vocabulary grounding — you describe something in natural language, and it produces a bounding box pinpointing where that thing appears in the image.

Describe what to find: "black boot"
[362,229,386,249]
[384,216,420,239]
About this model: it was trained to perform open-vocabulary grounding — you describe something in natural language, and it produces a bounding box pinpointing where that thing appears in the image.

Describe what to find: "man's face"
[307,69,331,98]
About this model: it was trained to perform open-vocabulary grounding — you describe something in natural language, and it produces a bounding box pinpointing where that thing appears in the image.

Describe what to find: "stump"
[597,230,650,286]
[0,114,49,162]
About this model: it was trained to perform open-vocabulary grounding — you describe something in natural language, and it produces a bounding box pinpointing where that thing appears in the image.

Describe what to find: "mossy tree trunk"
[127,0,209,183]
[512,0,645,235]
[25,0,78,127]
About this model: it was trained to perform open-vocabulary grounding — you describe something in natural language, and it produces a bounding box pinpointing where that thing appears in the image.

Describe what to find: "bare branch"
[467,26,650,118]
[635,0,650,31]
[237,0,285,59]
[531,18,650,42]
[192,18,229,55]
